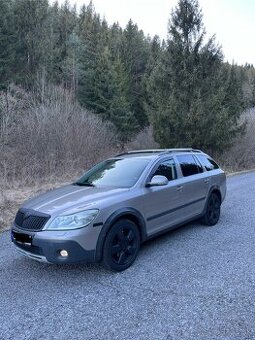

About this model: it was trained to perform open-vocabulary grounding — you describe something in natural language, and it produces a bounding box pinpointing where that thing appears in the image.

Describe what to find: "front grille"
[14,209,50,231]
[15,211,25,226]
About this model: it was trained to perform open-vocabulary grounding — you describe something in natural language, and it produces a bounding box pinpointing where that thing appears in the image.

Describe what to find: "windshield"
[75,158,150,188]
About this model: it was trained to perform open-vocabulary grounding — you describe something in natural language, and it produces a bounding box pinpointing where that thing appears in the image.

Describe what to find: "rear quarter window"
[197,155,219,171]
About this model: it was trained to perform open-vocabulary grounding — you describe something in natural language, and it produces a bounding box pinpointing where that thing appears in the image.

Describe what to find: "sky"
[57,0,255,66]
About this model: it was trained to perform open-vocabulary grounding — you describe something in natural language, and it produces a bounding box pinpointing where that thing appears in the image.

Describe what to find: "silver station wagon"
[11,149,226,271]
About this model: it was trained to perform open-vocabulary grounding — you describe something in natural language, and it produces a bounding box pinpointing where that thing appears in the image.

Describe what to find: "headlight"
[46,209,99,230]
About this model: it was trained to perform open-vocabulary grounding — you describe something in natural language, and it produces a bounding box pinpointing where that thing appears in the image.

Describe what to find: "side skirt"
[144,213,204,242]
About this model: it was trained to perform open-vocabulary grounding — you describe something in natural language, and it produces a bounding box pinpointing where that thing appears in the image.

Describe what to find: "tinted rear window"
[197,155,219,171]
[177,154,201,177]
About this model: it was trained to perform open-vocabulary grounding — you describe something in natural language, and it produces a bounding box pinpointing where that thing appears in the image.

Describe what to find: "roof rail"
[115,149,165,157]
[115,148,202,157]
[161,148,203,154]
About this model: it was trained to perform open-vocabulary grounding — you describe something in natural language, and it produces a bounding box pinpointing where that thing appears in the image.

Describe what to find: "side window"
[197,155,219,171]
[194,156,204,173]
[152,159,177,181]
[177,154,201,177]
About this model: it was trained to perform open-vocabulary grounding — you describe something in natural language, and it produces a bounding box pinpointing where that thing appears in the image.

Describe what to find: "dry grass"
[219,108,255,172]
[0,180,70,232]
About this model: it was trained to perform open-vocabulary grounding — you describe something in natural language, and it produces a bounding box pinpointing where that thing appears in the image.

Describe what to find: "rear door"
[175,154,209,219]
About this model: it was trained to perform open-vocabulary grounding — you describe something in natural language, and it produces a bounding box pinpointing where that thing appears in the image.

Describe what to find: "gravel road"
[1,172,255,340]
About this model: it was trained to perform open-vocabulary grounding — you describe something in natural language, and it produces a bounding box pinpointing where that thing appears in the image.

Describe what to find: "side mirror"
[147,175,168,187]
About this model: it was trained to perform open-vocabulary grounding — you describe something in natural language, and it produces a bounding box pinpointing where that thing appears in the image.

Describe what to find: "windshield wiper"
[73,182,95,187]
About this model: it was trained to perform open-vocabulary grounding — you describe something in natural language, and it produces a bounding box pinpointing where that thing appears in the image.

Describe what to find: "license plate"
[12,231,32,246]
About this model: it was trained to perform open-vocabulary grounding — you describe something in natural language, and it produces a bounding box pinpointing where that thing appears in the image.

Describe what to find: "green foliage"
[109,59,139,143]
[121,20,151,128]
[48,1,78,85]
[12,0,50,85]
[77,8,140,143]
[78,3,110,112]
[239,64,255,107]
[146,0,245,154]
[0,0,253,150]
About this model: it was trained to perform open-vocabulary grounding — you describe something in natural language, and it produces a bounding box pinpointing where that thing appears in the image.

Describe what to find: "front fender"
[95,208,147,262]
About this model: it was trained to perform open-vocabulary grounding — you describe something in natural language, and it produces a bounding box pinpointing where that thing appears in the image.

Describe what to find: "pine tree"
[147,0,244,154]
[78,2,108,108]
[144,35,162,110]
[87,46,116,118]
[62,32,82,96]
[121,20,150,129]
[50,1,78,86]
[240,64,255,107]
[12,0,50,86]
[109,58,138,145]
[77,6,138,144]
[109,22,123,59]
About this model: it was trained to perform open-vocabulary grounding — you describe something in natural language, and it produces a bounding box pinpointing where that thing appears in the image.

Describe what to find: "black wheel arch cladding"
[95,207,147,262]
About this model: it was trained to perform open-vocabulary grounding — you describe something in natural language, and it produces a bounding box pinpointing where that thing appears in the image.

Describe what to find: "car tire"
[201,192,221,226]
[102,219,140,272]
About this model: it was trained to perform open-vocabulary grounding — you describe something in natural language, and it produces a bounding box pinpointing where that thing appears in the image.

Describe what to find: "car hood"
[22,184,129,215]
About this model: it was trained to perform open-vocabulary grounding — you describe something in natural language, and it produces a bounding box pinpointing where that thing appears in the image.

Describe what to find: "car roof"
[114,149,204,160]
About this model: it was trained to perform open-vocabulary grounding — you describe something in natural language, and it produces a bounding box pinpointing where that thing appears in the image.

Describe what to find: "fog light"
[60,249,68,257]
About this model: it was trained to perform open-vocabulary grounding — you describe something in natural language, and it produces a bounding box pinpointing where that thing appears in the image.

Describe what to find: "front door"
[141,158,186,237]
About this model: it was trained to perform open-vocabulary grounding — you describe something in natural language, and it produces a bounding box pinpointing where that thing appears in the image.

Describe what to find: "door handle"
[177,185,183,192]
[204,178,210,184]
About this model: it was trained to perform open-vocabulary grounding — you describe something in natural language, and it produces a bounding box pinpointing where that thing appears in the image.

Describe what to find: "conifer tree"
[78,3,107,108]
[121,20,150,129]
[110,58,138,144]
[50,1,78,85]
[109,22,123,58]
[147,0,244,154]
[12,0,50,86]
[86,46,116,118]
[0,0,252,150]
[144,35,162,109]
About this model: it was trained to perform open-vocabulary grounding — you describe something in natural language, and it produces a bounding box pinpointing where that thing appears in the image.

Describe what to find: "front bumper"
[11,228,96,264]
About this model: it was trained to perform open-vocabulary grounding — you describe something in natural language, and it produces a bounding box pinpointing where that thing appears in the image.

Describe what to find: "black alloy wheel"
[201,192,221,226]
[102,219,140,271]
